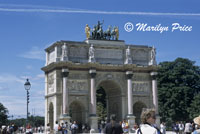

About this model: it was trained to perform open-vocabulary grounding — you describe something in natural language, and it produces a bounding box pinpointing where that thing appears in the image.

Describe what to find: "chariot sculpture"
[85,21,119,40]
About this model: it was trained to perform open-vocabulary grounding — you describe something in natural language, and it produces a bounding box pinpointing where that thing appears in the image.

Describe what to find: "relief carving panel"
[48,74,54,93]
[69,47,87,58]
[49,51,55,63]
[95,49,123,59]
[132,82,150,93]
[132,49,148,61]
[133,73,150,81]
[67,79,88,91]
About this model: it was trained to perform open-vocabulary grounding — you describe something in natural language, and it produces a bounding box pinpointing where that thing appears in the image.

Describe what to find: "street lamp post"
[24,79,31,126]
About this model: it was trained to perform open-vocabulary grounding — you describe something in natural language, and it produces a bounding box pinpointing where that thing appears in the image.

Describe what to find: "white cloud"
[35,73,45,80]
[0,74,25,84]
[0,5,199,17]
[26,65,33,70]
[0,86,9,91]
[19,46,45,61]
[0,95,44,116]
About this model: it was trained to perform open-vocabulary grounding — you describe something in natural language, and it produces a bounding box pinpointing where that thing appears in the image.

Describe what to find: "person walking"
[46,123,51,134]
[136,108,161,134]
[178,121,184,134]
[184,121,192,134]
[122,119,129,133]
[173,122,179,134]
[54,121,59,134]
[104,114,123,134]
[160,122,166,134]
[71,121,78,134]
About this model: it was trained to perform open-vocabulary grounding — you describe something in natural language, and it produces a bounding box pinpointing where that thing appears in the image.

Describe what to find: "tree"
[96,87,107,122]
[0,102,8,126]
[9,118,26,127]
[10,116,44,127]
[188,93,200,119]
[29,116,44,127]
[157,58,200,124]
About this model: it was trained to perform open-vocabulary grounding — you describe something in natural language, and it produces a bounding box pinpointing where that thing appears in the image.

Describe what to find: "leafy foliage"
[0,102,8,126]
[188,94,200,119]
[29,116,44,127]
[96,87,107,122]
[9,116,44,127]
[157,58,200,124]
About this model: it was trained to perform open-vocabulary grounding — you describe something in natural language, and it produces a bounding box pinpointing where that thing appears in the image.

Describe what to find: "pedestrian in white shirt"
[54,121,59,134]
[184,121,192,134]
[136,109,160,134]
[160,122,166,134]
[179,121,184,134]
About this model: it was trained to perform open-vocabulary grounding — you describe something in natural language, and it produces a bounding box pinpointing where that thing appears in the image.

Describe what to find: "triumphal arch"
[41,22,159,131]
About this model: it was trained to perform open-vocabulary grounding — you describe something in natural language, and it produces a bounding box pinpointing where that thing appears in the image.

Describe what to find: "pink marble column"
[126,71,135,132]
[150,72,160,127]
[89,69,97,116]
[126,71,133,115]
[150,72,158,114]
[62,68,69,115]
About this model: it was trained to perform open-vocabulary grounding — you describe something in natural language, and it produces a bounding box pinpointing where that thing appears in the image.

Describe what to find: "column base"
[89,116,98,133]
[127,115,136,133]
[88,57,96,63]
[59,114,71,124]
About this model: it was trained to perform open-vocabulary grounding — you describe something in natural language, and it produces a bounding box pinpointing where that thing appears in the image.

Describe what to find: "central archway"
[97,80,122,122]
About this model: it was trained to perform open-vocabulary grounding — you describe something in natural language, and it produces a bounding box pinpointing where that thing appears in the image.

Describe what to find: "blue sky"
[0,0,200,118]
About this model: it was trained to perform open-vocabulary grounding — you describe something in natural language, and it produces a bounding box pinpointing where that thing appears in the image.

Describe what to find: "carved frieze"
[133,73,150,81]
[49,51,55,63]
[48,74,54,93]
[95,49,123,59]
[68,73,88,79]
[67,80,88,91]
[69,47,87,58]
[132,82,150,93]
[132,49,148,61]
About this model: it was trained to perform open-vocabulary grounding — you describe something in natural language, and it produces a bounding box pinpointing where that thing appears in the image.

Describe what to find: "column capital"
[150,72,158,80]
[62,68,69,77]
[126,71,133,79]
[89,69,96,78]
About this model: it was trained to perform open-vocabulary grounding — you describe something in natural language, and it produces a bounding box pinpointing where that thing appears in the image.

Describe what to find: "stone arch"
[96,78,124,95]
[97,80,122,121]
[49,102,54,130]
[69,101,85,124]
[133,101,147,125]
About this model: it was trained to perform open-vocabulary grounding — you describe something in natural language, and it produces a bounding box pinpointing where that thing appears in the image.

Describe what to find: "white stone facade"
[42,39,159,131]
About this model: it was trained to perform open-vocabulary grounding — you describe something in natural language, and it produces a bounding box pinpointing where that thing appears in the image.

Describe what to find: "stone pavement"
[32,131,176,134]
[166,131,176,134]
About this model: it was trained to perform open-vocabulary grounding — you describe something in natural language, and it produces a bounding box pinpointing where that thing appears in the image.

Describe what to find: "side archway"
[69,101,85,124]
[133,101,147,125]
